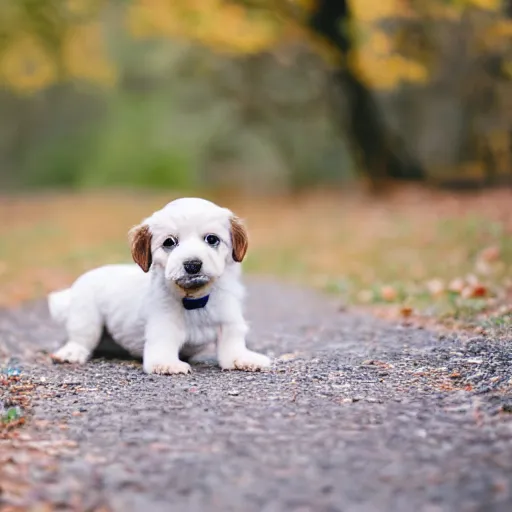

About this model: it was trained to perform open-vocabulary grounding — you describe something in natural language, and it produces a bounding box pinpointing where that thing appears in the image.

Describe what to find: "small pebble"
[501,403,512,413]
[228,390,240,396]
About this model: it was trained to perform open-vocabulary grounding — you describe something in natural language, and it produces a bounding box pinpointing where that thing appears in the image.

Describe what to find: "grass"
[0,185,510,336]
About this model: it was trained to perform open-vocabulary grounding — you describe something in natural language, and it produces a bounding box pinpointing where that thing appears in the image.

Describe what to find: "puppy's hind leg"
[52,298,103,365]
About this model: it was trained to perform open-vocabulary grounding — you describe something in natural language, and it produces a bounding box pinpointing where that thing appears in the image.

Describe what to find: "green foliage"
[79,94,196,190]
[20,126,96,188]
[18,91,198,190]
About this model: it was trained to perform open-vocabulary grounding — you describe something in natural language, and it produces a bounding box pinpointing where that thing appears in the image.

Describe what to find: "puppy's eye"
[162,236,178,249]
[204,234,220,247]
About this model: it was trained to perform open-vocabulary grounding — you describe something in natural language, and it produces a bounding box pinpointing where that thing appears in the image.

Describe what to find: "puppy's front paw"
[219,349,271,372]
[144,360,191,375]
[51,342,90,364]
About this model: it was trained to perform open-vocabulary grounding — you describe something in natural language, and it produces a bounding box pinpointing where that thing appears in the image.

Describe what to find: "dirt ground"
[1,278,511,512]
[1,187,511,333]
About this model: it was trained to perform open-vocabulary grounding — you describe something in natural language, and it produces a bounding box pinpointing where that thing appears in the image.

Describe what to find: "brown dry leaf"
[470,284,488,298]
[461,283,488,299]
[380,285,397,302]
[472,285,488,298]
[400,306,413,318]
[426,278,445,297]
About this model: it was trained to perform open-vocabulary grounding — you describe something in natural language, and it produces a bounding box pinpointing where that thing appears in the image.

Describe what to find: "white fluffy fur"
[48,197,271,374]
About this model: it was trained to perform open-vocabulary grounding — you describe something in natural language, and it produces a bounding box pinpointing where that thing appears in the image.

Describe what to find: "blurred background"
[0,0,510,333]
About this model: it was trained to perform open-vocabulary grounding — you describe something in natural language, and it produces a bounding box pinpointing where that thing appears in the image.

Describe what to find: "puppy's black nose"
[183,259,203,275]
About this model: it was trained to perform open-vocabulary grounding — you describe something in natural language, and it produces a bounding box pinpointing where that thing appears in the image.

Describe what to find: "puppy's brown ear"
[129,224,152,272]
[230,216,249,263]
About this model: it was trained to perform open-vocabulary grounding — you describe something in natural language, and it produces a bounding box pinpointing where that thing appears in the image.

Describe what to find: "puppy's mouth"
[174,275,212,294]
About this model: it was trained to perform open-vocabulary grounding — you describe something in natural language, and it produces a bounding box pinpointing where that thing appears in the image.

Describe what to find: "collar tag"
[182,295,210,311]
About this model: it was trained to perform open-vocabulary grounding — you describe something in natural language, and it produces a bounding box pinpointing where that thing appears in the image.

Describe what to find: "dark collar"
[182,295,210,311]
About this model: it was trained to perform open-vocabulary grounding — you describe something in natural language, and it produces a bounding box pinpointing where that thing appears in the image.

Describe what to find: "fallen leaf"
[380,286,397,302]
[462,284,488,299]
[426,278,445,297]
[400,306,413,318]
[470,284,488,298]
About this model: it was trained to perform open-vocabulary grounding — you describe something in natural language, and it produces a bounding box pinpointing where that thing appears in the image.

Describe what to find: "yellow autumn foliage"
[126,0,183,39]
[503,60,512,78]
[127,0,283,54]
[0,0,509,94]
[62,22,117,85]
[367,31,393,56]
[468,0,502,10]
[349,0,412,22]
[65,0,101,16]
[0,34,57,93]
[479,19,512,51]
[349,19,428,89]
[351,50,428,90]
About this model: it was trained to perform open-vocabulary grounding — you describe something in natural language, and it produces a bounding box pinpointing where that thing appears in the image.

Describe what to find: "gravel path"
[1,279,512,512]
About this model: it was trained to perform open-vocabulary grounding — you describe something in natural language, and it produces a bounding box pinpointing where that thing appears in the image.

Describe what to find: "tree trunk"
[309,0,426,188]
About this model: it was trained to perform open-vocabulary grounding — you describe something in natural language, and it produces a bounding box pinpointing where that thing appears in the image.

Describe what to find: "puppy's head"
[129,198,248,296]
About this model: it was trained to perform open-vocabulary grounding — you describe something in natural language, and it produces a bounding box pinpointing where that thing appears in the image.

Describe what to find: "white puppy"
[48,197,271,375]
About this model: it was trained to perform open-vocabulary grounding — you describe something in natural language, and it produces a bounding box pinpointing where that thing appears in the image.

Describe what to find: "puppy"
[48,197,271,374]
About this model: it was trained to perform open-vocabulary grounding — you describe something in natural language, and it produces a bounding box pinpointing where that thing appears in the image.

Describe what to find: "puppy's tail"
[48,289,71,325]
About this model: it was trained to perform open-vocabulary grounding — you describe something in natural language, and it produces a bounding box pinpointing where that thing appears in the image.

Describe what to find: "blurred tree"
[0,0,511,188]
[308,0,426,187]
[0,0,117,92]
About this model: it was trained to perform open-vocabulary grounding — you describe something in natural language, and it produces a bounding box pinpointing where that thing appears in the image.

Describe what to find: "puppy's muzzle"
[175,275,211,291]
